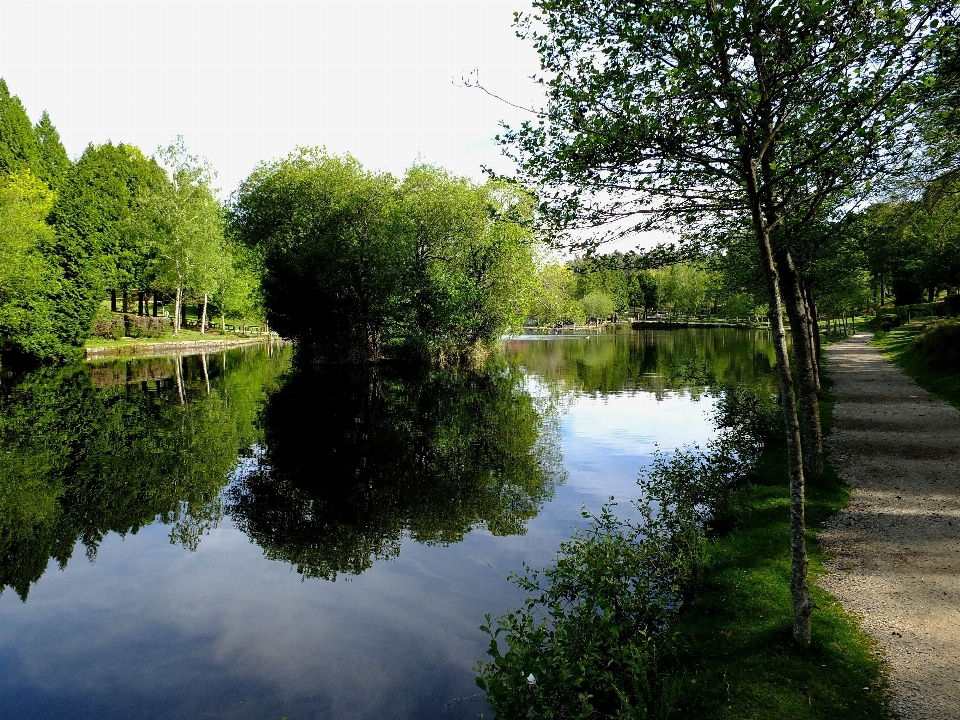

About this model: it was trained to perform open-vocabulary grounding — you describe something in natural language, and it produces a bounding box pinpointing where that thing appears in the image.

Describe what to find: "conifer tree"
[33,111,71,191]
[0,78,42,178]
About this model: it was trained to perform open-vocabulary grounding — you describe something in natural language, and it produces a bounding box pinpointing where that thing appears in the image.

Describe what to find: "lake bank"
[84,334,283,359]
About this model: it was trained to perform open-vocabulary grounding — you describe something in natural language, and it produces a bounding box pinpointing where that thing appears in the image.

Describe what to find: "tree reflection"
[227,362,565,581]
[0,347,288,600]
[505,327,778,397]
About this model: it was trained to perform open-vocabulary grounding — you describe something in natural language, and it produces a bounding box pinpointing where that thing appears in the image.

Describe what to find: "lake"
[0,328,776,719]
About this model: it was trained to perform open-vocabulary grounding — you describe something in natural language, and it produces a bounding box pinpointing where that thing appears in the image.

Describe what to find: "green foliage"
[231,149,537,362]
[88,306,125,340]
[580,290,615,321]
[529,262,586,326]
[0,348,288,599]
[477,384,776,718]
[914,319,960,369]
[0,79,42,179]
[0,170,67,360]
[32,111,70,191]
[228,361,563,579]
[123,313,169,338]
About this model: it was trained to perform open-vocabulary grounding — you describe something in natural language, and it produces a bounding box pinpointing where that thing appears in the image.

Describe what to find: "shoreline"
[84,336,282,360]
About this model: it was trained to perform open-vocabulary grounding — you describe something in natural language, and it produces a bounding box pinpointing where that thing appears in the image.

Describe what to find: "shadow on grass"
[661,377,892,719]
[871,326,960,410]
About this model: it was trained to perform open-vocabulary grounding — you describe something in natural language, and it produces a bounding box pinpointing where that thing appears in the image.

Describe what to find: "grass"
[663,378,892,719]
[870,323,960,410]
[84,328,260,350]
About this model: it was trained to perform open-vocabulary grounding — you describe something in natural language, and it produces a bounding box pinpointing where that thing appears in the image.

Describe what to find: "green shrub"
[945,294,960,317]
[914,320,960,370]
[89,309,125,340]
[124,314,169,339]
[477,386,776,719]
[880,313,902,332]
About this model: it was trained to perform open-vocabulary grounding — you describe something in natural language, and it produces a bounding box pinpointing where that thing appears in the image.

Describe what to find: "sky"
[0,0,543,195]
[0,0,669,251]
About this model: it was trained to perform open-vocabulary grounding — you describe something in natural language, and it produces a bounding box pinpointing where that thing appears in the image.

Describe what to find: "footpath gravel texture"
[821,332,960,720]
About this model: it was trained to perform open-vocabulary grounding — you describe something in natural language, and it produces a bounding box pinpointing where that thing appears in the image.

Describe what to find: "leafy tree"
[581,291,615,322]
[231,148,403,361]
[0,171,64,360]
[497,0,951,644]
[147,138,225,335]
[51,142,168,345]
[529,262,585,326]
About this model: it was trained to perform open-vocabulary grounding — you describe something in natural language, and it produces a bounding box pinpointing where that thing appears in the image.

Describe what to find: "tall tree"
[33,111,71,191]
[0,171,64,361]
[0,79,41,179]
[495,0,951,644]
[148,138,224,336]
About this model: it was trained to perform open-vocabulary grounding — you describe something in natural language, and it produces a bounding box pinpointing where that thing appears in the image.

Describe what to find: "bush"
[89,309,125,340]
[914,320,960,370]
[880,313,902,332]
[476,385,777,719]
[945,294,960,318]
[124,314,169,339]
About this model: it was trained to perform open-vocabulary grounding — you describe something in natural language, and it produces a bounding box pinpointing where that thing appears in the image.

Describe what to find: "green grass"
[870,324,960,410]
[84,328,258,350]
[663,379,892,719]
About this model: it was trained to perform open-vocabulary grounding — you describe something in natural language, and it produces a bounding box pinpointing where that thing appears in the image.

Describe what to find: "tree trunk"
[759,231,812,647]
[201,353,210,395]
[807,286,822,380]
[200,294,208,335]
[221,310,226,333]
[173,287,182,336]
[122,288,129,314]
[152,292,158,317]
[774,247,824,477]
[880,272,885,306]
[138,291,144,316]
[110,289,117,313]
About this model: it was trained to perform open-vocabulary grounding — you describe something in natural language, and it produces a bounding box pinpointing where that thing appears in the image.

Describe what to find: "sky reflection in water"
[0,329,775,719]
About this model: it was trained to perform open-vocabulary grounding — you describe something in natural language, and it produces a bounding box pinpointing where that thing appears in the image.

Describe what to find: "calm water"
[0,329,775,719]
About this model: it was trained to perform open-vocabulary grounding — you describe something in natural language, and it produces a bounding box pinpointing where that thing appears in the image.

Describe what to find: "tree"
[530,262,585,326]
[0,171,64,360]
[51,142,168,343]
[0,79,41,179]
[497,0,951,644]
[581,291,615,323]
[147,138,225,336]
[32,112,71,191]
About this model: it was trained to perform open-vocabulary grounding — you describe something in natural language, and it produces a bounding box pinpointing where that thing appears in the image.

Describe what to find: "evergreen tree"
[0,78,41,179]
[33,111,71,191]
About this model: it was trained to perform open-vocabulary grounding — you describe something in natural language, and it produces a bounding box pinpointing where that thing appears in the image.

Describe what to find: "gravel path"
[820,332,960,720]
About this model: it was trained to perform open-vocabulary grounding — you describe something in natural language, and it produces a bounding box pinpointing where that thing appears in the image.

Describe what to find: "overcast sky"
[0,0,543,195]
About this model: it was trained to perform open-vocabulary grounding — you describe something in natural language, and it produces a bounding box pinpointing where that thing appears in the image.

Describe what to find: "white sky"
[0,0,668,250]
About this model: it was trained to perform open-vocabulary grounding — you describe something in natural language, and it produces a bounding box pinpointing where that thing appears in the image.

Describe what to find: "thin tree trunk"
[111,289,117,312]
[774,247,824,477]
[174,355,185,405]
[138,291,144,316]
[221,310,226,333]
[200,294,208,335]
[807,286,822,382]
[122,288,129,314]
[759,230,812,646]
[152,292,158,317]
[880,271,885,306]
[173,287,182,336]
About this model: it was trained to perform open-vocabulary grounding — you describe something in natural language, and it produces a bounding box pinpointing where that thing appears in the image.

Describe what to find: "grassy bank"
[663,379,891,718]
[84,328,263,351]
[871,325,960,410]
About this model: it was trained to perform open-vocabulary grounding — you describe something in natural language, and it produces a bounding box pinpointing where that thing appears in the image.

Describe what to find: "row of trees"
[229,149,538,363]
[0,79,260,363]
[529,255,766,326]
[492,0,958,646]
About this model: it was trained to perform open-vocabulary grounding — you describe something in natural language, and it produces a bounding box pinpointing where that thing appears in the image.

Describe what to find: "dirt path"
[820,332,960,720]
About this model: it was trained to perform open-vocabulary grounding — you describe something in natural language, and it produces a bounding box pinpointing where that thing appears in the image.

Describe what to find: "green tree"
[581,291,615,323]
[32,111,70,191]
[0,79,41,179]
[0,170,64,360]
[530,262,585,326]
[497,0,950,644]
[147,138,225,335]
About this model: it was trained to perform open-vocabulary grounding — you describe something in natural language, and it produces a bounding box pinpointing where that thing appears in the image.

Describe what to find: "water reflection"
[0,347,288,600]
[505,327,778,397]
[229,362,565,580]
